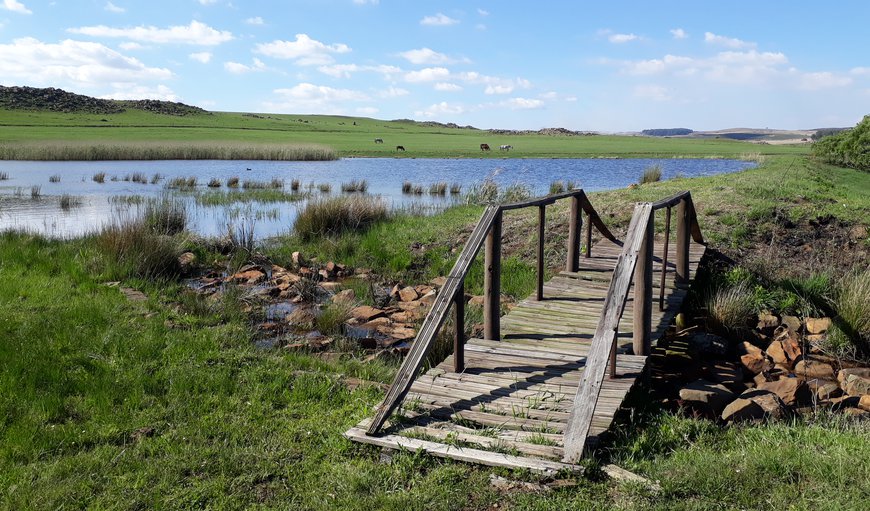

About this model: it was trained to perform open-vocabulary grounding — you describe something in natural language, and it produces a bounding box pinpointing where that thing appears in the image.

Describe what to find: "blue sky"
[1,0,868,131]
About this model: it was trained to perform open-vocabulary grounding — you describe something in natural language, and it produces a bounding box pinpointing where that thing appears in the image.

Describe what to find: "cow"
[480,143,491,151]
[499,145,513,151]
[374,138,384,144]
[396,145,405,151]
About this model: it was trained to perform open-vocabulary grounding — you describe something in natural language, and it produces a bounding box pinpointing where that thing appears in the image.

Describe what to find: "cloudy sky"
[1,0,868,131]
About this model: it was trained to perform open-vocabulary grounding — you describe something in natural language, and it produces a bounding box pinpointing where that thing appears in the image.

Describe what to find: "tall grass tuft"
[0,141,338,161]
[207,178,222,188]
[706,281,756,331]
[97,220,183,279]
[829,269,870,356]
[549,180,565,194]
[227,176,240,188]
[294,195,388,241]
[167,177,197,191]
[402,181,413,194]
[48,174,60,183]
[228,220,256,255]
[317,300,355,335]
[270,178,284,189]
[639,164,663,184]
[59,194,81,210]
[92,172,106,183]
[429,182,447,196]
[0,171,9,180]
[318,183,332,193]
[150,173,162,184]
[566,180,579,190]
[30,185,41,198]
[450,183,462,195]
[290,179,300,192]
[131,172,148,184]
[341,179,368,193]
[144,199,187,235]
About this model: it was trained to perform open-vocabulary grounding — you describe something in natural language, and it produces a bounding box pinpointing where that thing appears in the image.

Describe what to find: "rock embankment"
[0,85,206,116]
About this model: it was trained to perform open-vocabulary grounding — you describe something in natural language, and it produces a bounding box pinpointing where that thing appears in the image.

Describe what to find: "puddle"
[264,301,296,320]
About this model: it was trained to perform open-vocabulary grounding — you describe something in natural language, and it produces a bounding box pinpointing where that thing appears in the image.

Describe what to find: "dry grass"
[706,281,756,331]
[293,195,388,241]
[831,269,870,355]
[92,172,106,183]
[639,164,663,184]
[0,141,338,161]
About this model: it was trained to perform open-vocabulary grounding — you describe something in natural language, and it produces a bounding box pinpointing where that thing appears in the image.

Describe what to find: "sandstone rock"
[812,381,842,401]
[757,313,779,333]
[318,269,333,281]
[804,317,831,335]
[757,378,812,406]
[678,379,735,413]
[291,251,305,266]
[120,287,147,302]
[325,261,337,275]
[430,276,448,287]
[765,340,789,365]
[721,389,788,422]
[859,395,870,412]
[389,284,401,298]
[842,407,869,417]
[389,310,418,323]
[690,333,728,356]
[321,282,341,292]
[781,315,801,333]
[794,359,835,380]
[702,361,743,391]
[419,290,437,306]
[286,307,317,329]
[229,269,266,284]
[178,251,197,273]
[351,305,386,322]
[398,286,419,302]
[737,341,772,375]
[415,285,434,296]
[843,374,870,396]
[469,295,485,306]
[838,367,870,386]
[333,288,355,304]
[362,317,391,328]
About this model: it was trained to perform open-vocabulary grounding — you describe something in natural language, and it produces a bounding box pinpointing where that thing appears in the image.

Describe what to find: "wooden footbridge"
[346,190,706,473]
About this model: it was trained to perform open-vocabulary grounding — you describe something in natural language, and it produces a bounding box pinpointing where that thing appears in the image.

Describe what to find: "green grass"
[0,108,811,159]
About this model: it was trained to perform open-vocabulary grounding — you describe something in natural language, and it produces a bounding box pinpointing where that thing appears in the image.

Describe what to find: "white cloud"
[398,47,466,65]
[0,37,171,89]
[849,67,870,75]
[318,63,400,79]
[434,82,462,92]
[197,0,217,5]
[119,42,145,50]
[501,97,544,109]
[404,66,450,83]
[104,2,124,13]
[609,33,638,44]
[420,13,459,26]
[670,28,687,39]
[704,32,755,49]
[476,24,487,31]
[415,101,465,118]
[68,20,233,46]
[264,83,370,114]
[356,106,378,115]
[633,84,672,102]
[189,51,212,63]
[98,84,177,101]
[477,8,489,16]
[797,71,853,91]
[224,58,267,74]
[255,34,350,66]
[379,86,409,98]
[353,0,379,4]
[2,0,31,15]
[484,84,514,95]
[245,16,264,25]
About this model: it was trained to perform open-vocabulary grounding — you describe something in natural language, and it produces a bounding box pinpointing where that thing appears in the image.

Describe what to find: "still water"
[0,157,754,238]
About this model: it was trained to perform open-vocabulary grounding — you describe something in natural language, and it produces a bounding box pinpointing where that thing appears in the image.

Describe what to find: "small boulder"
[430,276,448,287]
[229,269,266,284]
[351,305,386,322]
[737,341,772,375]
[809,380,842,401]
[757,313,779,334]
[859,395,870,412]
[781,315,801,333]
[757,378,812,406]
[291,251,306,267]
[333,288,356,305]
[690,333,729,356]
[178,252,197,274]
[419,290,437,306]
[765,340,789,365]
[286,307,317,329]
[398,286,419,302]
[678,379,735,414]
[722,389,789,422]
[804,317,832,335]
[838,367,870,386]
[794,359,835,380]
[843,374,870,397]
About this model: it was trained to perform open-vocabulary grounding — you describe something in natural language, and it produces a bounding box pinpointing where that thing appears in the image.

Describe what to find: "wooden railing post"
[484,210,503,340]
[585,210,593,258]
[453,281,466,372]
[608,327,618,379]
[659,207,672,311]
[675,199,690,286]
[633,209,654,356]
[537,205,546,301]
[566,196,582,272]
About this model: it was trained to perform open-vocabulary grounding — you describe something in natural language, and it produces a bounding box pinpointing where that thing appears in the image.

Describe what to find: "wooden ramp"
[347,191,707,473]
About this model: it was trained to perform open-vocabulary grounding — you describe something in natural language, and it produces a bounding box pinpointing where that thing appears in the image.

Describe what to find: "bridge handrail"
[366,188,614,435]
[561,191,703,462]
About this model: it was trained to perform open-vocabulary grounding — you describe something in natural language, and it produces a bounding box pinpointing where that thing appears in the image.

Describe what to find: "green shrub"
[293,195,388,241]
[316,300,354,335]
[833,269,870,354]
[549,180,565,194]
[812,115,870,171]
[639,164,663,184]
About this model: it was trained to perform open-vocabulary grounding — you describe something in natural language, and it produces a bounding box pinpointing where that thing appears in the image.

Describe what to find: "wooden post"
[537,205,546,301]
[675,199,690,286]
[659,207,672,311]
[585,210,593,258]
[453,281,466,372]
[608,328,618,379]
[566,196,582,272]
[633,209,654,356]
[484,210,502,340]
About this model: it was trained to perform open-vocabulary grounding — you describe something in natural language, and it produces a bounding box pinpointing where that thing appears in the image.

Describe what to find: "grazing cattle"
[374,138,384,144]
[480,143,491,151]
[396,145,405,151]
[499,145,513,151]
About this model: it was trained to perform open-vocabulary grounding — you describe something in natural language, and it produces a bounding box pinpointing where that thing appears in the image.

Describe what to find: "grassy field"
[0,108,812,159]
[3,143,870,509]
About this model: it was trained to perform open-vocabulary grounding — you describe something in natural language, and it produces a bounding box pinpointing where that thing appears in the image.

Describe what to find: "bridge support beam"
[484,210,502,340]
[453,281,466,372]
[675,199,690,286]
[566,196,582,272]
[537,205,546,301]
[633,210,654,356]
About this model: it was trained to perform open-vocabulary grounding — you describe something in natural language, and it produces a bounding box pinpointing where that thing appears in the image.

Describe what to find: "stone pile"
[674,313,870,421]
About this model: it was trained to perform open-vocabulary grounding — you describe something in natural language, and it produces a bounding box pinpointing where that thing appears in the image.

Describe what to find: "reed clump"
[549,180,565,194]
[450,183,462,195]
[0,172,9,180]
[93,172,106,183]
[227,176,240,188]
[144,199,187,235]
[30,185,41,198]
[0,141,338,161]
[49,175,60,183]
[59,194,81,210]
[167,177,197,191]
[402,181,413,193]
[318,183,332,193]
[207,178,222,188]
[131,172,148,184]
[428,182,447,196]
[341,179,368,193]
[639,164,663,184]
[294,195,388,241]
[290,179,300,192]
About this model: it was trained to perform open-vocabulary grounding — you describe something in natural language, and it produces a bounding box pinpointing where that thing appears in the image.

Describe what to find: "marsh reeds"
[227,176,240,188]
[144,199,187,235]
[59,194,81,210]
[150,173,162,184]
[450,183,462,195]
[228,220,256,255]
[131,172,148,184]
[167,176,197,191]
[294,195,388,241]
[0,172,9,180]
[30,185,41,198]
[549,180,565,194]
[49,174,60,183]
[341,179,368,193]
[0,141,338,161]
[428,182,447,196]
[706,281,755,332]
[639,164,663,184]
[290,179,300,192]
[402,181,413,193]
[207,178,222,188]
[97,220,184,279]
[241,179,282,190]
[318,183,332,193]
[93,172,106,183]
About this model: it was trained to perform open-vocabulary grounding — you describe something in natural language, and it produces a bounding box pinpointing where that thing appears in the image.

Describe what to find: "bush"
[812,115,870,171]
[833,269,870,354]
[639,164,663,184]
[706,281,756,331]
[293,196,388,240]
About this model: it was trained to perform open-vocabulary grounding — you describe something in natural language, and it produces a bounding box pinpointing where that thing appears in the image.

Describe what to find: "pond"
[0,157,754,239]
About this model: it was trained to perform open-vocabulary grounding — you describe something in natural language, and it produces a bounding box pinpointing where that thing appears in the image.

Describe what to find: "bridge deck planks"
[346,238,705,473]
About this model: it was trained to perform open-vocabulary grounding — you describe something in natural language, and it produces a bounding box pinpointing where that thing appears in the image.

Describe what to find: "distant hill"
[0,85,207,116]
[642,128,694,137]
